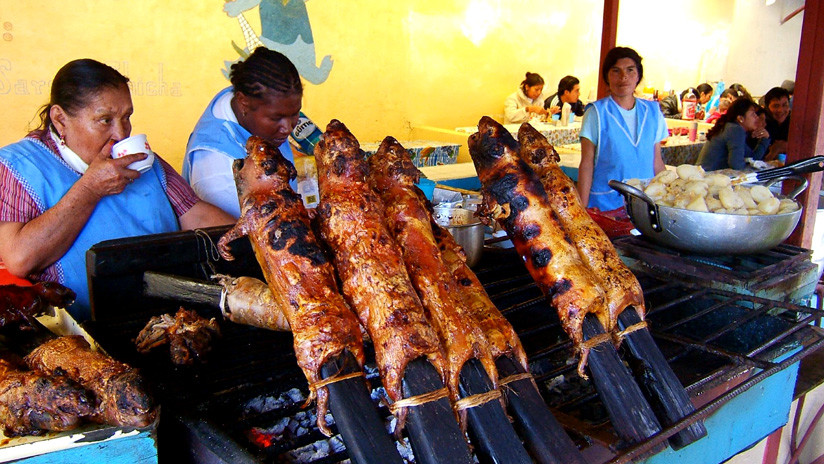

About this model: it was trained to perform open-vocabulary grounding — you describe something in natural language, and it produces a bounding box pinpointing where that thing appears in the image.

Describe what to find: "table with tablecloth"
[456,121,582,147]
[360,140,460,167]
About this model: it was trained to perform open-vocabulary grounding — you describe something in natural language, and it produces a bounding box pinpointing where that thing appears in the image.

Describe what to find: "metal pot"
[433,207,485,267]
[609,176,808,255]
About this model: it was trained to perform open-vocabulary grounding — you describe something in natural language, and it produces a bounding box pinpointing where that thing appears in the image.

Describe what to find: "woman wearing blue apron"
[578,47,668,212]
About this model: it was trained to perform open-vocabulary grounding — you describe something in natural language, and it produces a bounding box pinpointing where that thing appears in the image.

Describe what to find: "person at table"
[503,72,550,124]
[578,46,668,211]
[696,98,770,171]
[762,86,791,161]
[0,59,234,320]
[184,47,303,218]
[544,75,585,122]
[705,88,737,123]
[694,83,713,120]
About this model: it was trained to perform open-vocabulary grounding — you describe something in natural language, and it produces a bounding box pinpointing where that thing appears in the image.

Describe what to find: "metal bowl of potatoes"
[609,173,807,255]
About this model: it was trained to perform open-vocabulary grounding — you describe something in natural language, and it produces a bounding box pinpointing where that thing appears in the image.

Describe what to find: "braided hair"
[230,48,303,99]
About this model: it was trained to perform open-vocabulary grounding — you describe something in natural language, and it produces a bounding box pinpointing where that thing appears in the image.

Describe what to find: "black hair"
[601,47,643,84]
[706,98,758,141]
[763,86,791,107]
[557,75,580,97]
[720,89,738,99]
[729,83,752,101]
[520,72,544,93]
[696,83,713,96]
[230,47,303,99]
[680,87,698,100]
[37,59,129,131]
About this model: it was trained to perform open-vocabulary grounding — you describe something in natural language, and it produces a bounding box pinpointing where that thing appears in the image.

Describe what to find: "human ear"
[49,105,68,136]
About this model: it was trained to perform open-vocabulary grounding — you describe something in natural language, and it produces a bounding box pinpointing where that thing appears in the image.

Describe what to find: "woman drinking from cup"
[0,59,234,320]
[696,98,770,171]
[183,47,304,218]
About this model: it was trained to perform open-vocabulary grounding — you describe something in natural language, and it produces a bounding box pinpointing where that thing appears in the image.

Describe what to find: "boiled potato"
[734,186,757,209]
[686,196,709,212]
[719,187,745,210]
[706,196,723,211]
[685,180,709,197]
[626,178,643,189]
[706,173,732,187]
[757,197,781,214]
[644,182,666,199]
[653,170,677,184]
[676,164,704,181]
[750,185,774,203]
[779,199,800,212]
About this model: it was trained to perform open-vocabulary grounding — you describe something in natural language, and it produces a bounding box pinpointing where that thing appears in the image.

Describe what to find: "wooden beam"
[787,0,824,248]
[597,0,620,100]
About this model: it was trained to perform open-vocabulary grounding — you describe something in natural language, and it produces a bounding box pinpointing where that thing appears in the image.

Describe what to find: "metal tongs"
[730,155,824,185]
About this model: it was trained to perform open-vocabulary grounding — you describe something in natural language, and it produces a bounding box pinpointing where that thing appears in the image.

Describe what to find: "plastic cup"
[112,134,155,173]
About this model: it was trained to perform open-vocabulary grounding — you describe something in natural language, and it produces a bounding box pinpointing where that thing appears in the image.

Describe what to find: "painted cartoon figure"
[224,0,332,84]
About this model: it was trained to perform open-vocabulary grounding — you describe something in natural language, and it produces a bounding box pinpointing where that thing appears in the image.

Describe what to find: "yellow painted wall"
[0,0,803,168]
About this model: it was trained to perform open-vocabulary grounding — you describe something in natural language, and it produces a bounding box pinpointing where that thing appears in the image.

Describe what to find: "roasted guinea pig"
[0,283,76,327]
[313,120,446,428]
[468,116,608,374]
[217,136,365,436]
[368,136,497,399]
[24,336,156,427]
[135,307,221,365]
[0,355,94,436]
[517,123,645,331]
[214,275,290,331]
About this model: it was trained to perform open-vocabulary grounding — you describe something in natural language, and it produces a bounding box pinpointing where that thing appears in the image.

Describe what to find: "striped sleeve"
[157,155,200,217]
[0,163,41,223]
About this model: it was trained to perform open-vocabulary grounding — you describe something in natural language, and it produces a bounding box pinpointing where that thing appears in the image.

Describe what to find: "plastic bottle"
[682,90,698,121]
[290,112,323,155]
[688,121,698,142]
[560,104,571,127]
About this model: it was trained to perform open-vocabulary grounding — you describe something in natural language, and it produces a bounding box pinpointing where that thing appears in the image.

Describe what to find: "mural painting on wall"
[222,0,332,85]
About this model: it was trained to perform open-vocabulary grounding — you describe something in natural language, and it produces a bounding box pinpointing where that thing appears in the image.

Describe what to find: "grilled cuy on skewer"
[215,275,290,331]
[135,307,221,365]
[217,136,365,436]
[25,336,156,427]
[368,136,497,399]
[468,116,608,374]
[313,120,447,429]
[0,354,94,436]
[517,123,645,331]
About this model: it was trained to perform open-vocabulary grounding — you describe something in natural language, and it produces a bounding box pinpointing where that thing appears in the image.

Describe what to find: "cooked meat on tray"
[313,120,447,427]
[25,336,156,427]
[368,136,497,398]
[0,283,76,327]
[215,275,290,331]
[517,123,646,329]
[135,307,221,365]
[468,116,608,373]
[217,136,365,436]
[0,355,94,436]
[431,219,528,369]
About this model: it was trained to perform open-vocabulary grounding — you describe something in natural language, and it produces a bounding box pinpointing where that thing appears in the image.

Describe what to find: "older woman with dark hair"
[696,98,770,171]
[184,47,304,218]
[503,72,549,124]
[577,46,668,211]
[0,59,234,319]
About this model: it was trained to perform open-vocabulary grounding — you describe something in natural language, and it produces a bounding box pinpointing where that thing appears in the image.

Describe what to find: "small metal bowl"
[433,207,485,267]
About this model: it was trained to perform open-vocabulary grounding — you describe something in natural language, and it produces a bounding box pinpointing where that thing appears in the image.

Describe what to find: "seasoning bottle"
[290,112,323,155]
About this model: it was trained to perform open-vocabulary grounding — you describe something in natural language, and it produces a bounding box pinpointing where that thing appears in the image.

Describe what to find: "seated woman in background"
[0,59,234,319]
[695,83,713,120]
[544,75,585,121]
[696,98,770,171]
[762,86,791,160]
[705,89,738,123]
[504,72,549,124]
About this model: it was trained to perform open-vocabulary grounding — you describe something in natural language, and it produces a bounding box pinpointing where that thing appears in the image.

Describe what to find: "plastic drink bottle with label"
[290,112,323,155]
[682,90,698,121]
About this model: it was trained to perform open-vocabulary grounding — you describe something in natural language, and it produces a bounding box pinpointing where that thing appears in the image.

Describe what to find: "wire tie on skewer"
[454,389,502,412]
[194,228,221,262]
[616,321,648,341]
[309,371,365,391]
[388,387,450,414]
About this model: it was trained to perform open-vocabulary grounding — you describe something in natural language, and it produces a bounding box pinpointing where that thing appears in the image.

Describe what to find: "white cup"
[111,134,155,173]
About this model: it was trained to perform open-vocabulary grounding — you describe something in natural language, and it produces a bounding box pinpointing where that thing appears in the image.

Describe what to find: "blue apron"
[183,87,296,189]
[588,97,660,210]
[0,138,178,320]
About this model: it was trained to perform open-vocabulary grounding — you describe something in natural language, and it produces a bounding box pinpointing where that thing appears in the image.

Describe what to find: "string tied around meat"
[454,388,502,412]
[308,370,365,394]
[615,321,648,341]
[194,229,221,276]
[388,387,450,415]
[498,372,535,387]
[576,332,613,380]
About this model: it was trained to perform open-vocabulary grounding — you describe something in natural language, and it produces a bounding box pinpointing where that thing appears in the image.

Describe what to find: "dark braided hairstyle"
[230,47,303,99]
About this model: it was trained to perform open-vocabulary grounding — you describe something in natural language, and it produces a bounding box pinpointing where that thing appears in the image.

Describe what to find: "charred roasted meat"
[217,136,365,436]
[135,307,221,365]
[215,275,290,331]
[368,136,497,398]
[468,117,607,371]
[24,336,156,427]
[517,123,645,330]
[0,356,93,436]
[431,220,528,369]
[0,283,76,327]
[313,120,447,427]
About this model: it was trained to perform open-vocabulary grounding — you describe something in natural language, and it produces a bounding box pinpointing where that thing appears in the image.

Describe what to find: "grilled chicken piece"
[214,275,291,331]
[368,136,497,399]
[313,120,447,428]
[217,136,365,436]
[468,117,607,372]
[431,219,528,369]
[0,283,76,327]
[25,336,156,427]
[517,123,645,330]
[0,356,94,436]
[135,307,221,365]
